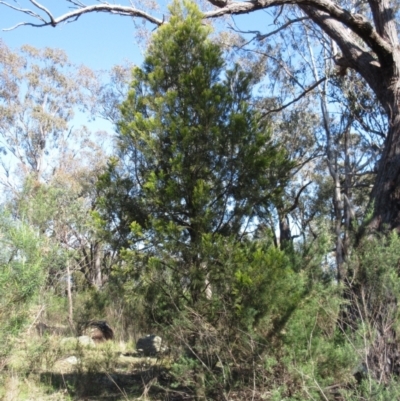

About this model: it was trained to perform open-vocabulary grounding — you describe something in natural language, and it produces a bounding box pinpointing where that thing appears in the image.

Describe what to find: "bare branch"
[29,0,56,25]
[274,5,284,24]
[291,152,324,176]
[229,16,309,48]
[262,77,327,116]
[204,0,392,56]
[228,17,307,40]
[257,17,309,41]
[66,0,86,7]
[1,1,163,30]
[353,113,387,139]
[0,1,47,23]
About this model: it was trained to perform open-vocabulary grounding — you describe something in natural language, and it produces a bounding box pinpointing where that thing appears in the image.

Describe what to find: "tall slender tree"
[102,0,293,301]
[98,4,295,396]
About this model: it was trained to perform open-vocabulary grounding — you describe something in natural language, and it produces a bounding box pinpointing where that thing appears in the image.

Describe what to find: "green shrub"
[0,212,47,362]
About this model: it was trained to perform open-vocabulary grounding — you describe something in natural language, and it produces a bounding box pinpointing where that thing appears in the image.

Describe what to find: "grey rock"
[77,335,96,346]
[64,356,79,365]
[61,335,95,348]
[136,335,164,356]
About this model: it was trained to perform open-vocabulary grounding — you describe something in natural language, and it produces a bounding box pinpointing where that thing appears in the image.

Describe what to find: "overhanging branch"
[205,0,392,57]
[230,16,309,41]
[1,1,163,30]
[229,16,309,48]
[0,0,394,73]
[261,77,327,116]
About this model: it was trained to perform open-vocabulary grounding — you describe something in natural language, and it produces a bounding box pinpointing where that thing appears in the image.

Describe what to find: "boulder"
[60,335,95,348]
[64,356,80,365]
[136,334,164,356]
[77,335,96,347]
[82,320,114,343]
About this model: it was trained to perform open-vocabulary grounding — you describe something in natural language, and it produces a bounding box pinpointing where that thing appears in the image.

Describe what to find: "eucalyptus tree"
[0,42,119,290]
[0,42,99,189]
[236,11,385,275]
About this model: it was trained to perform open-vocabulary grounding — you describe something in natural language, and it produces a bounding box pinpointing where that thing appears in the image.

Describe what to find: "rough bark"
[369,97,400,232]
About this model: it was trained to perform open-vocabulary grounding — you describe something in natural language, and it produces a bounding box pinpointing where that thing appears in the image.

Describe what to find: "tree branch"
[30,0,55,25]
[0,1,47,24]
[1,1,163,30]
[302,7,383,80]
[261,76,326,116]
[205,0,392,56]
[0,0,394,71]
[368,0,398,47]
[230,16,309,42]
[257,16,309,40]
[288,181,312,213]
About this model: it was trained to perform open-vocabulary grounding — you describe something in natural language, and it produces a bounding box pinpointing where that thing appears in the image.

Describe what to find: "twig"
[30,0,55,25]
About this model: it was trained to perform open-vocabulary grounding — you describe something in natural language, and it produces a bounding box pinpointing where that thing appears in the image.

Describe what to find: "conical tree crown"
[118,0,291,242]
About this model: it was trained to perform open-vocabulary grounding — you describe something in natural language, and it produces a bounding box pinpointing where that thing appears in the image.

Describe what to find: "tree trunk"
[66,262,74,332]
[369,83,400,232]
[278,213,292,250]
[92,242,103,290]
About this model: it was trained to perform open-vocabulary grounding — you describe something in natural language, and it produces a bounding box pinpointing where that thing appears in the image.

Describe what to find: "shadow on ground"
[40,368,192,400]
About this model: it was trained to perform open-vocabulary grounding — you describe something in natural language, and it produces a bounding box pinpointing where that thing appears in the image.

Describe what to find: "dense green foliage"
[0,211,48,359]
[110,0,292,309]
[96,2,304,397]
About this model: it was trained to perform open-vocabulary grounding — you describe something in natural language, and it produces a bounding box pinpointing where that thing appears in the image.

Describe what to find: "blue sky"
[0,2,147,69]
[0,1,271,135]
[0,1,275,191]
[0,1,270,70]
[0,2,155,137]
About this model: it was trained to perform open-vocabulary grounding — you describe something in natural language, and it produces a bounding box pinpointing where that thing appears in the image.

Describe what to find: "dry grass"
[1,331,173,401]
